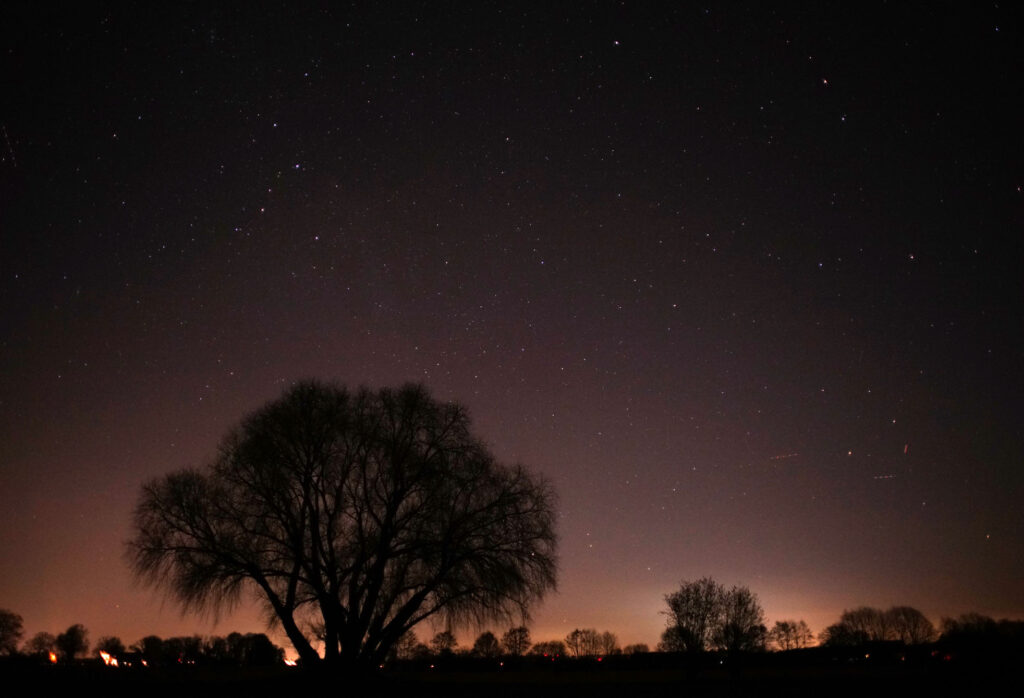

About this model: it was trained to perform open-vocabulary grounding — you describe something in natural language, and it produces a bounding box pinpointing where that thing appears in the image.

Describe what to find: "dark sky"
[2,2,1022,650]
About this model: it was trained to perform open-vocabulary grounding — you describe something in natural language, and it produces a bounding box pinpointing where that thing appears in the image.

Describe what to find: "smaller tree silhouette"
[55,624,89,662]
[529,640,566,657]
[663,577,725,652]
[23,631,56,658]
[821,606,934,646]
[622,643,650,654]
[502,626,531,656]
[0,609,23,656]
[885,606,935,644]
[472,631,502,657]
[662,578,766,652]
[430,630,457,656]
[715,586,766,652]
[131,635,165,664]
[94,636,126,657]
[229,633,284,666]
[598,631,619,655]
[769,620,813,650]
[819,622,868,647]
[940,613,998,642]
[390,631,420,660]
[564,628,600,657]
[841,607,888,641]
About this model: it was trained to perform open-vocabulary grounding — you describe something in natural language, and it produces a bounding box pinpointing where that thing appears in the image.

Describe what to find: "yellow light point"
[49,651,58,663]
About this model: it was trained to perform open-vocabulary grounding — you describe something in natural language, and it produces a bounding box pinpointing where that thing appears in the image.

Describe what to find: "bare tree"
[840,607,889,641]
[127,382,557,669]
[131,635,165,663]
[622,643,650,654]
[529,640,566,657]
[472,631,502,657]
[55,624,89,662]
[662,577,725,652]
[23,631,56,658]
[501,626,531,656]
[885,606,935,645]
[819,622,868,647]
[565,628,601,657]
[391,631,420,660]
[0,609,22,656]
[940,613,997,641]
[769,620,813,650]
[564,629,583,657]
[822,606,932,646]
[598,630,619,655]
[430,630,457,656]
[661,578,766,653]
[716,586,767,652]
[94,636,126,657]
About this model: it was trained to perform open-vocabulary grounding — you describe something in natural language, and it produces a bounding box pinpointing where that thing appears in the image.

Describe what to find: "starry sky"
[2,2,1022,652]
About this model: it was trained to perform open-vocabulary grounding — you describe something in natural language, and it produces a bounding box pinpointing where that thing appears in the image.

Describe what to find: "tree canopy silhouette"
[127,381,557,669]
[820,606,935,646]
[501,625,531,656]
[660,577,766,653]
[471,631,501,657]
[55,624,88,662]
[0,609,22,656]
[769,620,813,650]
[660,577,725,652]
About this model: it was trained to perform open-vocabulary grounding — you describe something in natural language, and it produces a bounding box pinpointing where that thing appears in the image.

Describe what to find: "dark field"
[4,654,1015,698]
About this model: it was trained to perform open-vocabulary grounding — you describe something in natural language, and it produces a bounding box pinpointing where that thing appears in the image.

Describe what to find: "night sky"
[2,3,1022,652]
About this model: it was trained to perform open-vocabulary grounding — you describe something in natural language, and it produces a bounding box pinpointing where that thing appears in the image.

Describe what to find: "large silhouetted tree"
[127,381,557,670]
[0,609,23,656]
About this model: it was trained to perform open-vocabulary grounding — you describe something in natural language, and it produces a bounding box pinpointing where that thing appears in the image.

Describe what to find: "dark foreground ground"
[2,657,1017,698]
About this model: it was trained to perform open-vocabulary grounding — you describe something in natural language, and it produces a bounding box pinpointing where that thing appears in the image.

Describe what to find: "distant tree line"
[5,592,1021,671]
[819,606,936,646]
[0,613,284,668]
[126,632,285,667]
